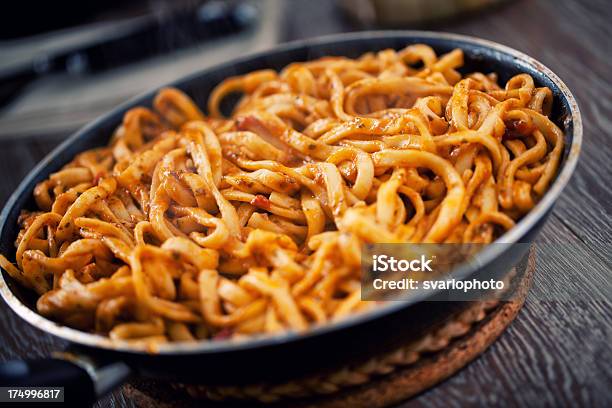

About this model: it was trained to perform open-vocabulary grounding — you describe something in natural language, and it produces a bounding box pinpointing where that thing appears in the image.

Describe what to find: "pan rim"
[0,30,582,355]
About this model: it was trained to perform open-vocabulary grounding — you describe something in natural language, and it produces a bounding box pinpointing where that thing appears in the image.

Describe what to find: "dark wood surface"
[0,0,610,406]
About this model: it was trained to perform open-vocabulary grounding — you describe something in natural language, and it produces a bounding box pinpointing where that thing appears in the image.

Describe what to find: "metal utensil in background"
[337,0,509,27]
[0,1,257,110]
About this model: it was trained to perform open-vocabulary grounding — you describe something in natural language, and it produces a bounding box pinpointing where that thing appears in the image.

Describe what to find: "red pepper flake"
[236,115,260,131]
[250,194,271,210]
[93,172,104,185]
[213,328,233,340]
[505,119,531,138]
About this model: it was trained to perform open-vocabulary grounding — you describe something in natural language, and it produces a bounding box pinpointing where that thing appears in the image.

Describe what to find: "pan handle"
[0,351,131,405]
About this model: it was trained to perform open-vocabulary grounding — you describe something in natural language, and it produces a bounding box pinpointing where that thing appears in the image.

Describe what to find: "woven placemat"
[124,247,535,407]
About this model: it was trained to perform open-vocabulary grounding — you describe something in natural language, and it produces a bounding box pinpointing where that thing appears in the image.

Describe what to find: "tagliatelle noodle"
[0,44,563,343]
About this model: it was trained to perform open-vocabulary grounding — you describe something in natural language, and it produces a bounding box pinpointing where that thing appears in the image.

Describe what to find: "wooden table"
[0,0,609,406]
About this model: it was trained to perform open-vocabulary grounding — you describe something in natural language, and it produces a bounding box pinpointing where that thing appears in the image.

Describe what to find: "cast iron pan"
[0,31,582,405]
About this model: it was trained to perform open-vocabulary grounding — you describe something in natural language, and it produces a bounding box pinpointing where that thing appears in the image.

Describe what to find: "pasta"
[0,45,563,343]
